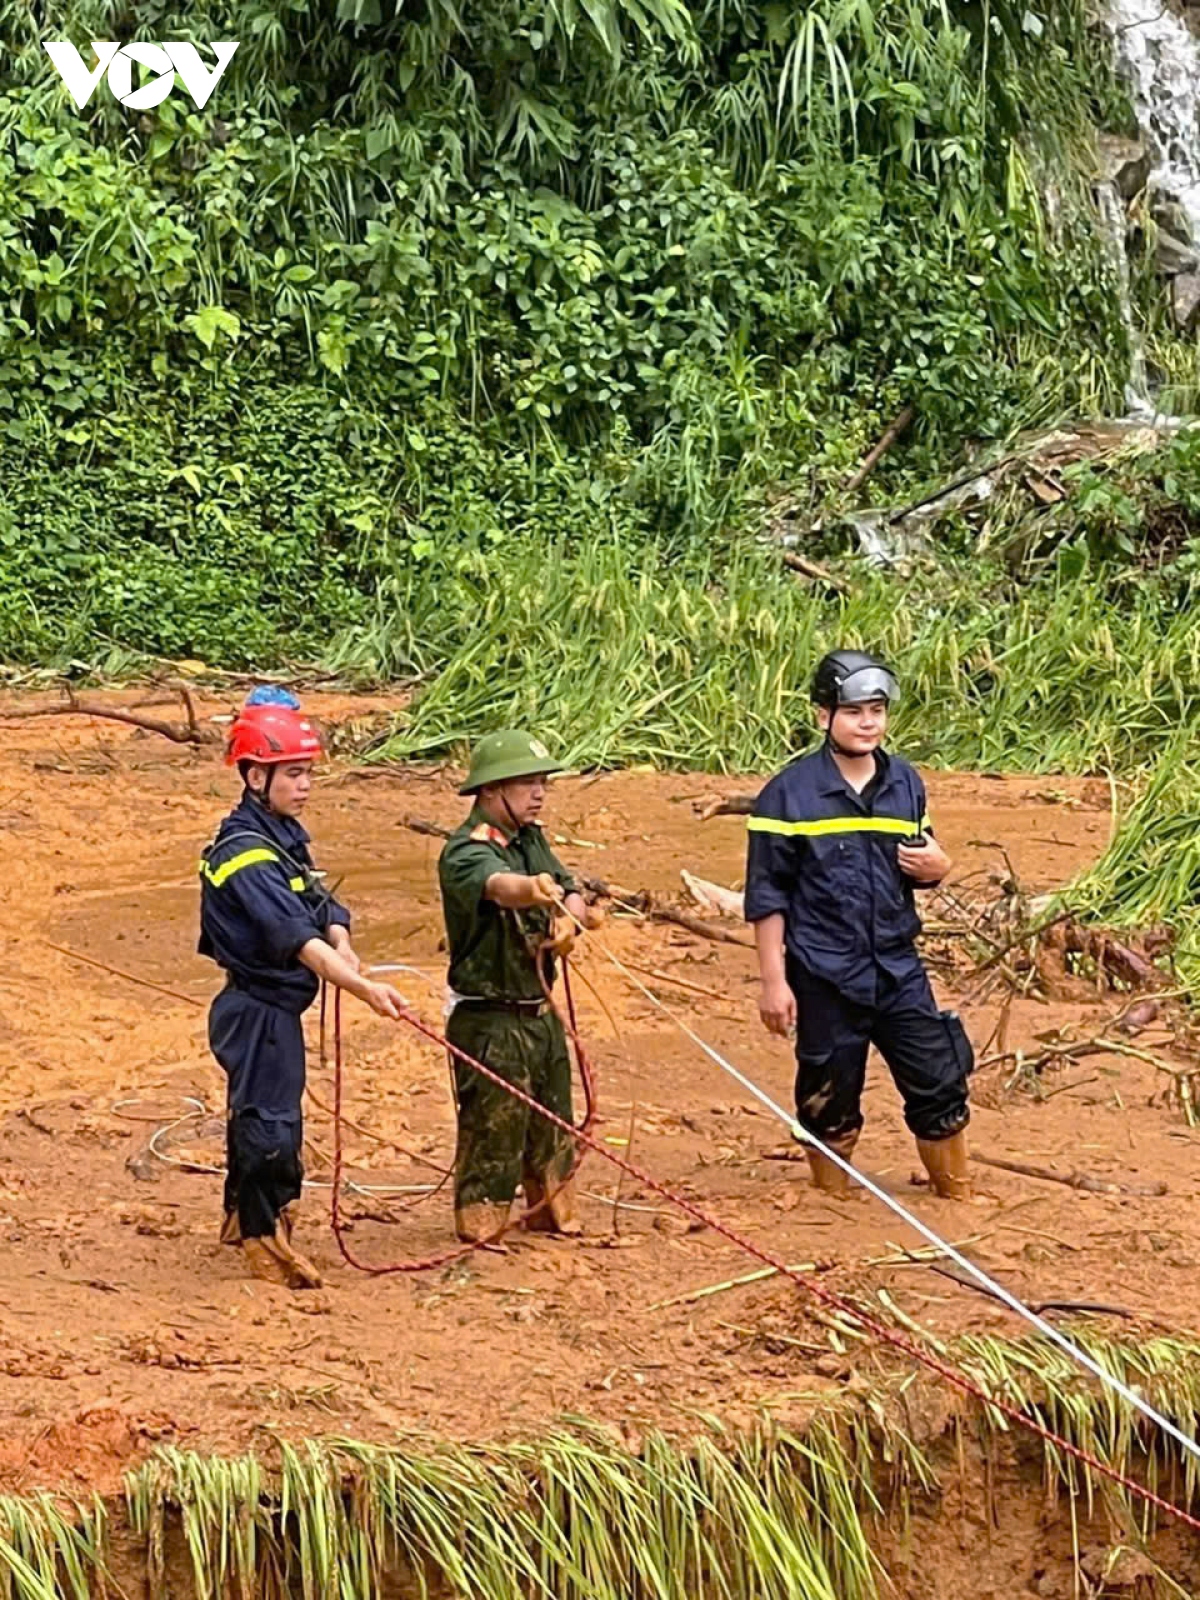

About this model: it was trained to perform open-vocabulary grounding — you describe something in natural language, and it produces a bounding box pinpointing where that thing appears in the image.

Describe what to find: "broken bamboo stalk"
[646,1260,819,1313]
[606,958,731,1002]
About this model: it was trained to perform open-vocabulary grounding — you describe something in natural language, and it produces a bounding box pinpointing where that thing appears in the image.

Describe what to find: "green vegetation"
[0,0,1155,674]
[346,524,1200,775]
[1065,737,1200,996]
[0,1330,1190,1597]
[8,0,1200,971]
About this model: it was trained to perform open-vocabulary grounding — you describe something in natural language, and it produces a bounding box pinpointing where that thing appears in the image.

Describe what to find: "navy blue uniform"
[198,793,350,1238]
[744,745,972,1144]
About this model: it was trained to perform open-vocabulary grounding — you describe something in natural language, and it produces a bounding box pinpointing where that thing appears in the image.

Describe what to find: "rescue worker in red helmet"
[744,650,976,1201]
[198,704,408,1288]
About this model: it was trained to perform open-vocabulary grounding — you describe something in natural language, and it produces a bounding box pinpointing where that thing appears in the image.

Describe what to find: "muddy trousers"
[209,987,305,1239]
[447,1003,575,1210]
[787,956,973,1145]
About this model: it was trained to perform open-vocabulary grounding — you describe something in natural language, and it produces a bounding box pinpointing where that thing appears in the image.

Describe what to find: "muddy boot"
[523,1172,583,1236]
[279,1201,298,1244]
[219,1209,241,1246]
[917,1130,972,1201]
[242,1230,323,1290]
[805,1131,859,1195]
[454,1201,511,1247]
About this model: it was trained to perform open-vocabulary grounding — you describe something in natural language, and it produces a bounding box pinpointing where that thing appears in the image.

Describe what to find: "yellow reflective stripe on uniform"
[920,814,932,833]
[288,875,306,891]
[199,847,281,887]
[746,816,916,838]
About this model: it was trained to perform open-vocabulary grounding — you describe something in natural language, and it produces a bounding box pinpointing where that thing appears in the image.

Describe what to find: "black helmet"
[811,649,899,710]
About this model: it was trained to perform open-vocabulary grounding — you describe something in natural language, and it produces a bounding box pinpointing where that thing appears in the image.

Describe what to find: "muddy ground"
[0,689,1193,1510]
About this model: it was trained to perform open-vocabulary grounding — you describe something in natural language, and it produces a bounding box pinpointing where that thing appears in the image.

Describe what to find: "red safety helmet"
[224,706,324,767]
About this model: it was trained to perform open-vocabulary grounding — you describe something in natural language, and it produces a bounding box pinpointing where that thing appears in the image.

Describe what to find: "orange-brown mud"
[0,690,1193,1515]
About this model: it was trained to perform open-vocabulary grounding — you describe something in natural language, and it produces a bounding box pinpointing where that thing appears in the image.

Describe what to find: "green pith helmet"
[459,730,565,795]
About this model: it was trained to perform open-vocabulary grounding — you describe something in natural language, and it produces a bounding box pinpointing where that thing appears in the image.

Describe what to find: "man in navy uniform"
[199,701,408,1287]
[745,650,975,1200]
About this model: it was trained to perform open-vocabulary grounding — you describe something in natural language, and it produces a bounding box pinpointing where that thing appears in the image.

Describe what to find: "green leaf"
[184,307,242,350]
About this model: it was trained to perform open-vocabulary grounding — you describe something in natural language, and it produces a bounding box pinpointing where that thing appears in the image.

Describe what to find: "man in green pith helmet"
[437,730,599,1244]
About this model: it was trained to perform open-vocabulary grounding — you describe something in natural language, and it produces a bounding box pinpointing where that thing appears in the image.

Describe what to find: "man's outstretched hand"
[360,981,411,1021]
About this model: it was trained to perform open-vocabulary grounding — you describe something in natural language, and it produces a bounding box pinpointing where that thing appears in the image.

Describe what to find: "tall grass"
[0,1331,1189,1596]
[1064,736,1200,993]
[332,541,1200,776]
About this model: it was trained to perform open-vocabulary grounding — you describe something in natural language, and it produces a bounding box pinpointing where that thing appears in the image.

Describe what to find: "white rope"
[115,1093,434,1197]
[578,926,1200,1463]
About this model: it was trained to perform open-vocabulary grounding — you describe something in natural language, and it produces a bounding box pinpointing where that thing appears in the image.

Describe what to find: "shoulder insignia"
[470,823,509,846]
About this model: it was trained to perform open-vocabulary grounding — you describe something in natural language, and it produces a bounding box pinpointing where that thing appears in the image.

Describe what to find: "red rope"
[327,961,597,1273]
[330,996,1200,1535]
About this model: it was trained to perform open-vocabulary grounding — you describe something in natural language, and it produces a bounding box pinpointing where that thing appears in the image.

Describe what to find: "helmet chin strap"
[499,787,523,835]
[824,708,856,758]
[246,766,278,812]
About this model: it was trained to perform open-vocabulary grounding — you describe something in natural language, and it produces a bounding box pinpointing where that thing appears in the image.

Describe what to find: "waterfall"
[1110,0,1200,239]
[1094,178,1154,416]
[1103,0,1200,417]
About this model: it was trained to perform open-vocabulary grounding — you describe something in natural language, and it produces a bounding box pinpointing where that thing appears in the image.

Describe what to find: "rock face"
[1095,134,1151,200]
[1156,225,1200,276]
[1151,183,1200,276]
[1173,270,1200,330]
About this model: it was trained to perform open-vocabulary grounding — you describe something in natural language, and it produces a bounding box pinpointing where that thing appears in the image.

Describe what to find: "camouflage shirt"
[438,805,578,1000]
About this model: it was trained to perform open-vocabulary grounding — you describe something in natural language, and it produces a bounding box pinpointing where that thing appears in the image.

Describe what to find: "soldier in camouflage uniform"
[438,731,597,1243]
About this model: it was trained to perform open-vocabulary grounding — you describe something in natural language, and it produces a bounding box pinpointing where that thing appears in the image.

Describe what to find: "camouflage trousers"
[446,1004,575,1209]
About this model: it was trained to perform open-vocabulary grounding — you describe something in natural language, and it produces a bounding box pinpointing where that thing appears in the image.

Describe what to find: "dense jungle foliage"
[0,0,1158,675]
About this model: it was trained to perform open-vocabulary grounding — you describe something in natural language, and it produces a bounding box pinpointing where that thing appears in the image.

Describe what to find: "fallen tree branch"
[693,793,757,821]
[973,1152,1167,1197]
[0,688,219,746]
[986,1034,1193,1082]
[967,909,1074,978]
[680,870,744,920]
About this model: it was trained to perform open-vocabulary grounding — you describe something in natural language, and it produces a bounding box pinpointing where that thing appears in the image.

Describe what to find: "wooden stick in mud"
[842,403,916,496]
[650,908,753,947]
[781,552,847,592]
[902,1254,1137,1320]
[974,1152,1167,1197]
[401,815,452,839]
[42,939,206,1009]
